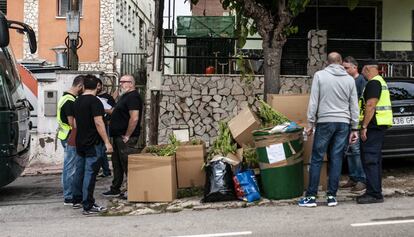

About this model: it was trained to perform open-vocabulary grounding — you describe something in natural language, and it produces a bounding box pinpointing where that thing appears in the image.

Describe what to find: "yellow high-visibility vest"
[56,94,75,140]
[359,75,393,127]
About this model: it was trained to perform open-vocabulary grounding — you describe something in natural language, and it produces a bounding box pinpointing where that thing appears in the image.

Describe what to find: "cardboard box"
[267,94,310,125]
[303,161,328,191]
[228,107,261,147]
[303,134,328,164]
[176,143,206,188]
[128,153,177,202]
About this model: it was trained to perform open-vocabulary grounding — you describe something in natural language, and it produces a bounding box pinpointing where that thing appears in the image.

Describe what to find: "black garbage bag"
[202,159,236,202]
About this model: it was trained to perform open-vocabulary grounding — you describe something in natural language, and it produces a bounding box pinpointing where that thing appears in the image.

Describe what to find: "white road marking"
[170,231,253,237]
[351,219,414,227]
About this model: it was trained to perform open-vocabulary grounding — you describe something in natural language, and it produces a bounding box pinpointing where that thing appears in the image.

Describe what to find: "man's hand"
[305,126,313,136]
[105,143,113,153]
[361,128,368,142]
[122,135,130,143]
[349,131,359,144]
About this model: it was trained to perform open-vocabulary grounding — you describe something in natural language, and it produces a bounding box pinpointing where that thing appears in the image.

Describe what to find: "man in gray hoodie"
[298,52,359,207]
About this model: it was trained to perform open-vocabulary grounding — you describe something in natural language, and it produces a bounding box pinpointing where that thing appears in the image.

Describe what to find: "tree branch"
[273,0,293,43]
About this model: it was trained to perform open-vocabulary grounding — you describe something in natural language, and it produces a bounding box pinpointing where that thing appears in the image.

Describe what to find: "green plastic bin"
[253,128,304,200]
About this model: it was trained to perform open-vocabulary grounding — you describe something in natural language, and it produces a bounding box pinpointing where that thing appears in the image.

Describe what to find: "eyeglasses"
[119,81,132,84]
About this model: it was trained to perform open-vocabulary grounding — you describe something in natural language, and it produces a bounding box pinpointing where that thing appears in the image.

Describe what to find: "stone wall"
[157,75,311,145]
[23,0,39,60]
[307,30,327,76]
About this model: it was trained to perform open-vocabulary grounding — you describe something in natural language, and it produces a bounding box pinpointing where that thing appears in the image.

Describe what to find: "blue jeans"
[361,127,385,199]
[61,140,79,201]
[72,143,103,210]
[100,151,111,176]
[306,123,350,197]
[345,139,366,183]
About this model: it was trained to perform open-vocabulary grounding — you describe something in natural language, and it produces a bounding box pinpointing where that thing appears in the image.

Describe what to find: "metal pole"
[168,0,171,29]
[172,0,175,33]
[67,0,80,70]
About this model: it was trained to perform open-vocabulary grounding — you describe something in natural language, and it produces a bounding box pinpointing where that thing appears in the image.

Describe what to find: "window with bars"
[57,0,83,17]
[0,0,6,15]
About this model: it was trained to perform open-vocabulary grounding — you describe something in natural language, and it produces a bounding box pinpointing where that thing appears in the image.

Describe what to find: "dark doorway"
[281,6,376,74]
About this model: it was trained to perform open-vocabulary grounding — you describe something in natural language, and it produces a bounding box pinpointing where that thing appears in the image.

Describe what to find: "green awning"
[176,16,235,37]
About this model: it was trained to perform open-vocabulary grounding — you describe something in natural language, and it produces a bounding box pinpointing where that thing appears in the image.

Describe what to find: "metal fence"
[121,53,147,77]
[163,36,309,75]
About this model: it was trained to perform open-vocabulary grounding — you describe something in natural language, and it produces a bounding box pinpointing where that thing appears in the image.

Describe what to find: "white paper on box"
[266,143,286,164]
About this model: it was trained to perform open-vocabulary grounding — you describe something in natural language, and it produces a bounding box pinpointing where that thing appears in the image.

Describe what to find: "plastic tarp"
[177,16,235,37]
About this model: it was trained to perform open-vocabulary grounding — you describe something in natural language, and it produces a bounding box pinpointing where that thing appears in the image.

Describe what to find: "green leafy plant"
[242,146,259,169]
[209,121,237,159]
[190,138,203,145]
[145,134,180,156]
[257,99,290,127]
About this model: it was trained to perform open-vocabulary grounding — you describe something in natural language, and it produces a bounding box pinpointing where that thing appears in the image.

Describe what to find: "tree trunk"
[263,42,284,100]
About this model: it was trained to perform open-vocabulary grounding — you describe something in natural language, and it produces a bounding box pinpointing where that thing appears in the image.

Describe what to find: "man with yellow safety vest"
[57,75,84,206]
[357,61,393,204]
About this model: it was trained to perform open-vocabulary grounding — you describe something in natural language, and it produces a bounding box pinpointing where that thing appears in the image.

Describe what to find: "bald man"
[103,75,142,198]
[299,52,359,208]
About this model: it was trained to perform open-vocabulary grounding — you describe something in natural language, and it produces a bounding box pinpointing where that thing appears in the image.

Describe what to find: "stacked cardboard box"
[128,153,177,202]
[268,94,328,191]
[228,107,261,148]
[176,142,206,188]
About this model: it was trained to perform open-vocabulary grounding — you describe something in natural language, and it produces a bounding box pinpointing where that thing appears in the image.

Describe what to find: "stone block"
[209,88,217,95]
[210,102,220,108]
[213,108,226,114]
[201,87,209,95]
[234,95,247,101]
[202,96,212,102]
[225,78,233,89]
[218,88,231,96]
[183,112,191,122]
[213,95,222,103]
[217,79,225,89]
[231,83,244,95]
[183,84,192,92]
[185,97,193,107]
[198,77,209,85]
[166,104,175,112]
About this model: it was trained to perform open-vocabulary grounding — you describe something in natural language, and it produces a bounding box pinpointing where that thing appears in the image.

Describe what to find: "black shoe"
[82,204,107,216]
[73,203,82,209]
[64,199,73,206]
[356,194,384,204]
[102,190,121,197]
[98,173,111,178]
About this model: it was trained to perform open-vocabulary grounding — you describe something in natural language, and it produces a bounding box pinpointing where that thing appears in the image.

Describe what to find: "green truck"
[0,12,37,187]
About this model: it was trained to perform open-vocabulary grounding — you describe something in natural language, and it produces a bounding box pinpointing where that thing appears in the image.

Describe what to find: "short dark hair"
[96,78,103,85]
[83,74,99,90]
[343,56,358,67]
[72,75,84,87]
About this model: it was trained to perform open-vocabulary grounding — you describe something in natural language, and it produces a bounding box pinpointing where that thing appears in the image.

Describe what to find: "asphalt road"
[0,174,414,237]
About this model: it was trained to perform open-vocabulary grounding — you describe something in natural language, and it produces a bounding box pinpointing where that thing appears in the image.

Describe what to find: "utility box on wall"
[44,90,57,117]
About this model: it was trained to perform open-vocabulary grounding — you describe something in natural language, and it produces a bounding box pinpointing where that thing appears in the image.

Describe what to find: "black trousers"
[110,136,139,192]
[361,127,385,199]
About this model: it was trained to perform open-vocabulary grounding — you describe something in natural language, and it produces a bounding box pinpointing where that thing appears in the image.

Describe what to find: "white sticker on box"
[266,143,286,164]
